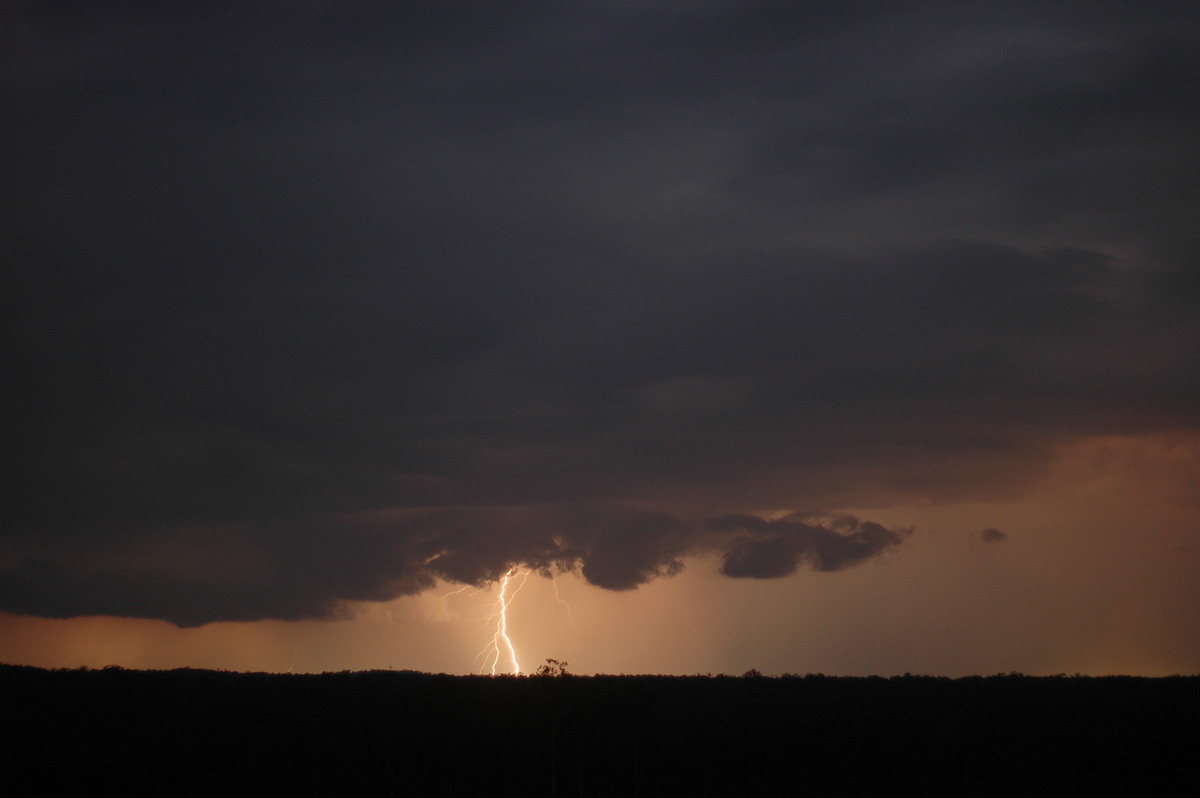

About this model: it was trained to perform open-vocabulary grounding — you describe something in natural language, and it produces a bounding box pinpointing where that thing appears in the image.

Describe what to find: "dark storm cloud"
[980,528,1008,544]
[0,506,907,625]
[714,514,908,578]
[3,1,1198,623]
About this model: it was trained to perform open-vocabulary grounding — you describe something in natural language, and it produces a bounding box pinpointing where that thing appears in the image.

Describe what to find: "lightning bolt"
[552,574,578,629]
[478,567,529,675]
[442,583,474,601]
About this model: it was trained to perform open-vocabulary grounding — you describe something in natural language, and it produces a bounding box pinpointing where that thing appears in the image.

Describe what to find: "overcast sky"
[3,1,1198,675]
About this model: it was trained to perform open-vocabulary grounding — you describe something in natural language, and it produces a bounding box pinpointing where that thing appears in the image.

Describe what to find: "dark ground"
[2,664,1196,797]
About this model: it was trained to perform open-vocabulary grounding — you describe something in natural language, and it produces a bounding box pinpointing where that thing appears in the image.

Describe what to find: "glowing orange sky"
[4,433,1196,676]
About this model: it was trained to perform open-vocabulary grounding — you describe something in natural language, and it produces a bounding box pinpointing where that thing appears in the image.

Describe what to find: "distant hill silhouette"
[2,664,1196,797]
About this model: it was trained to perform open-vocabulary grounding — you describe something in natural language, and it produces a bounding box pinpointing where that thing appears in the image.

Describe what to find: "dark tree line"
[1,663,1196,797]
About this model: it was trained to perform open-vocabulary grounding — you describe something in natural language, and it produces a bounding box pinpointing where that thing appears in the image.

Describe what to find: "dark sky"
[3,1,1199,660]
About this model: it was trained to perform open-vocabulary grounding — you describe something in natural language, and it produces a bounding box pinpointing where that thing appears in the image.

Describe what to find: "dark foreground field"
[2,664,1196,797]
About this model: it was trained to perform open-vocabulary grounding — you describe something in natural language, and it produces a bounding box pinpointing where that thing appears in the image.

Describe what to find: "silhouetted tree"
[534,658,571,677]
